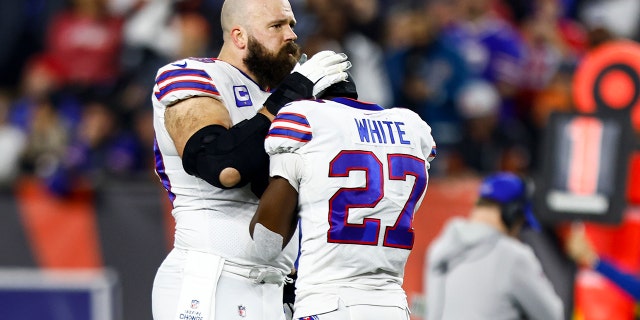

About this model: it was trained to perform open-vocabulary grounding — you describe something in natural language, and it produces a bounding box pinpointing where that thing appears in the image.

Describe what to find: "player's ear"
[230,26,247,49]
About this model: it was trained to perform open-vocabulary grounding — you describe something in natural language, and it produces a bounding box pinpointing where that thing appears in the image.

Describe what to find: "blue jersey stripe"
[154,139,176,204]
[156,68,212,83]
[268,127,312,142]
[331,97,384,111]
[275,112,310,127]
[155,81,219,100]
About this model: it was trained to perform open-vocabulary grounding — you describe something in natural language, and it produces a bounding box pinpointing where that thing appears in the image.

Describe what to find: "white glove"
[263,51,351,115]
[292,51,352,97]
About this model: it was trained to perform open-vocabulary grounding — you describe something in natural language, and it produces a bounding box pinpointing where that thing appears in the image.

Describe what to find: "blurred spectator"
[450,80,532,176]
[513,0,587,171]
[122,0,179,60]
[566,222,640,300]
[578,0,640,41]
[0,0,66,89]
[45,0,125,95]
[521,62,575,173]
[0,1,32,88]
[529,63,575,127]
[122,0,210,72]
[425,172,563,320]
[119,0,211,116]
[385,1,469,175]
[585,25,617,50]
[302,0,392,105]
[344,0,386,44]
[519,0,586,92]
[383,4,421,51]
[128,108,155,170]
[495,0,534,25]
[47,99,148,196]
[19,99,69,188]
[8,54,77,183]
[0,91,26,189]
[5,52,149,196]
[441,0,528,123]
[516,0,585,112]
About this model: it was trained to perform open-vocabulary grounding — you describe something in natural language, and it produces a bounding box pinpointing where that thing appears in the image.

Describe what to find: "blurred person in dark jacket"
[385,1,469,176]
[450,80,532,176]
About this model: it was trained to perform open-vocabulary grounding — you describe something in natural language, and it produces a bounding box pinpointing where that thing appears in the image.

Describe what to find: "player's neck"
[218,46,258,84]
[469,207,508,234]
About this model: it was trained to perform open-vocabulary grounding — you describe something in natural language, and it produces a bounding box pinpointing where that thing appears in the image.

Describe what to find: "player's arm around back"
[249,176,298,262]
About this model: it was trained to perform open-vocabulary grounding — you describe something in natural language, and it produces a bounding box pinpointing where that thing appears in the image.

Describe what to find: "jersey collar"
[330,97,384,111]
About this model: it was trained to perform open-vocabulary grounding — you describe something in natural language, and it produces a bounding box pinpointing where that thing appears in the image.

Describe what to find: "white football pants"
[294,298,409,320]
[152,248,287,320]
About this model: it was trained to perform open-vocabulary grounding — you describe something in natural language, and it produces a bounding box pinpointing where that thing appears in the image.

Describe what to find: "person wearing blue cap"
[425,172,564,320]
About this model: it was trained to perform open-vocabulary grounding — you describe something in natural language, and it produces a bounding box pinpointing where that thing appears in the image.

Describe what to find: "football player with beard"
[150,0,351,319]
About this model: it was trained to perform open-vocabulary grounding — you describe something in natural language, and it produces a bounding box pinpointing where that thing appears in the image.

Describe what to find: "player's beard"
[244,36,300,89]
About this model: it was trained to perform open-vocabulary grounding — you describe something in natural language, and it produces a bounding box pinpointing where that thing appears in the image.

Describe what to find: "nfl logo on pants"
[238,305,246,317]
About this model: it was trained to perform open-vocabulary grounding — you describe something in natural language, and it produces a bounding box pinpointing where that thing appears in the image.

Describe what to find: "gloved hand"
[293,51,351,97]
[263,51,351,115]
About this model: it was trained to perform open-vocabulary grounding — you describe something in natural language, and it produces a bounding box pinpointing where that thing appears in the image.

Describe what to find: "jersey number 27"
[327,151,428,249]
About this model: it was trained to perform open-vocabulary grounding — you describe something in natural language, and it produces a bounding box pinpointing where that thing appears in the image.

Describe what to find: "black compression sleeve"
[182,113,271,189]
[182,124,227,177]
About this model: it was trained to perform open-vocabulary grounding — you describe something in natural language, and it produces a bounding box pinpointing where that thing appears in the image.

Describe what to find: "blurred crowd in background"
[0,0,638,197]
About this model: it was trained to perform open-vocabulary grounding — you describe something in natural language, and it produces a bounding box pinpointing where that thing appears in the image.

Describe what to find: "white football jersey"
[265,97,436,314]
[152,57,297,272]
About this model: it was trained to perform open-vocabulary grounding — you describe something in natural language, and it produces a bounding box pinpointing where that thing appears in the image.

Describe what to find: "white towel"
[174,251,224,320]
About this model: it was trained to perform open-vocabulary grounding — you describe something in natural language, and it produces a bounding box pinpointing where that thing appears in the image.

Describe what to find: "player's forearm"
[252,178,297,237]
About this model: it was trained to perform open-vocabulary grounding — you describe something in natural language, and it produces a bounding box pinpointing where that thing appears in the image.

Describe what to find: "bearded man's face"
[244,35,301,89]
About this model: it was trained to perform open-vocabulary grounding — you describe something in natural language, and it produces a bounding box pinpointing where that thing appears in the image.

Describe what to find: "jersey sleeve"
[269,152,304,191]
[153,59,221,107]
[264,104,313,156]
[400,109,437,165]
[422,122,437,164]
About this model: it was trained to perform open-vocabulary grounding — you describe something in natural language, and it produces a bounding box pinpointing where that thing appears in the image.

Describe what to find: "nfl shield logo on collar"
[238,305,247,317]
[190,300,199,309]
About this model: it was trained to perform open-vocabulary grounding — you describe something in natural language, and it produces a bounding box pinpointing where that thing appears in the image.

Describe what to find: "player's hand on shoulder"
[293,51,352,97]
[263,51,351,116]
